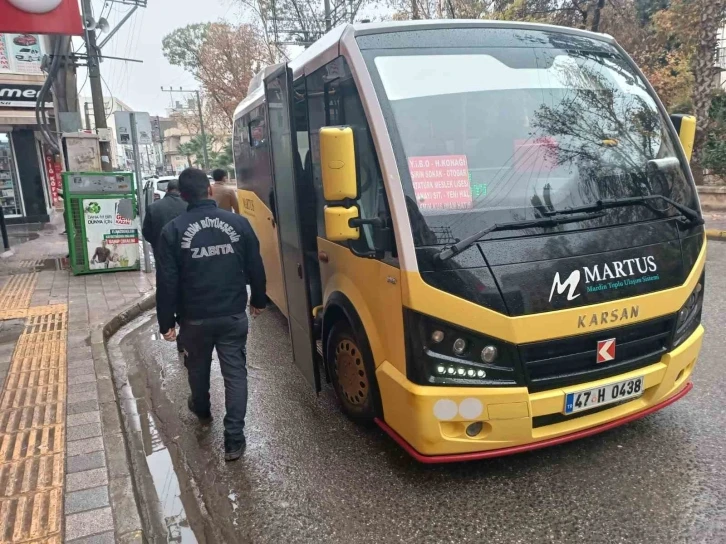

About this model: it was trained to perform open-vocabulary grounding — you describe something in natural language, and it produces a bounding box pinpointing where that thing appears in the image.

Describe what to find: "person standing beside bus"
[155,168,267,461]
[211,169,240,213]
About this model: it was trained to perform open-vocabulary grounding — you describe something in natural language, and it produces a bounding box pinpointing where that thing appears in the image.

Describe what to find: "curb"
[705,229,726,241]
[89,291,157,544]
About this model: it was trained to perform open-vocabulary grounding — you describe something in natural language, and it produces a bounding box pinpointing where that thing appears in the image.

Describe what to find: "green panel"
[62,171,140,276]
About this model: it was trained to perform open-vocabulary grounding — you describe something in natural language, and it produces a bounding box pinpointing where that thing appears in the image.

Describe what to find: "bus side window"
[306,57,394,257]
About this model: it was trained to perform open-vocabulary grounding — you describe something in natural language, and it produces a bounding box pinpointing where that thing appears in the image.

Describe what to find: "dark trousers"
[181,313,249,446]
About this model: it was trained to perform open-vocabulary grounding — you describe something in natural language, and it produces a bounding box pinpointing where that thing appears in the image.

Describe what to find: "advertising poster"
[83,199,140,271]
[408,155,472,211]
[1,33,43,73]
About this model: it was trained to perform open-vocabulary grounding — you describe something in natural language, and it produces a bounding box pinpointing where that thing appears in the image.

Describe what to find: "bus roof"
[233,19,615,121]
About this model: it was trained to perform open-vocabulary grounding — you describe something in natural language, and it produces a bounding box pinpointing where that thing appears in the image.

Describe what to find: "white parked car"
[144,176,177,203]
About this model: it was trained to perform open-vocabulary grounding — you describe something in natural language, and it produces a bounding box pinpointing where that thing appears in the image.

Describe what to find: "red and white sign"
[44,153,60,205]
[0,0,83,35]
[596,338,616,364]
[408,155,472,211]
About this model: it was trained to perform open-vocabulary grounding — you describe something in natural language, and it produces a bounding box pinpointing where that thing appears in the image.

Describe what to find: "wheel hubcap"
[335,340,368,406]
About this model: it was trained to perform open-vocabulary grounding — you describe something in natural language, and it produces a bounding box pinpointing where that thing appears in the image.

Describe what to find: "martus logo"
[549,256,658,303]
[7,0,63,13]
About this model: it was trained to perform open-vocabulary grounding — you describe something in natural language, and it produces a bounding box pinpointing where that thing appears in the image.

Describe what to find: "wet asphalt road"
[116,244,726,544]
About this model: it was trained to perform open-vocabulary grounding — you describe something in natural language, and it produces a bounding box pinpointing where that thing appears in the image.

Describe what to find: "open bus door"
[264,65,320,392]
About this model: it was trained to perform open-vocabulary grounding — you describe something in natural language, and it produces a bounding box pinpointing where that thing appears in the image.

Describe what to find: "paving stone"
[68,365,97,379]
[67,389,99,404]
[0,361,8,373]
[66,468,108,492]
[67,421,102,442]
[67,450,106,474]
[68,381,97,395]
[67,411,101,427]
[99,401,120,431]
[67,399,100,416]
[68,358,95,369]
[65,485,110,515]
[68,373,98,386]
[103,432,130,479]
[65,507,114,541]
[67,531,116,544]
[67,436,104,457]
[109,476,142,537]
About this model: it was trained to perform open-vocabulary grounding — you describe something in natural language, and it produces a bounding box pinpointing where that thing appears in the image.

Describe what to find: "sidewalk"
[0,215,154,544]
[704,213,726,239]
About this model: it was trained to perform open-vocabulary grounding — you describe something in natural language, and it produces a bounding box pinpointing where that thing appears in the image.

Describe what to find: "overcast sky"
[76,0,244,116]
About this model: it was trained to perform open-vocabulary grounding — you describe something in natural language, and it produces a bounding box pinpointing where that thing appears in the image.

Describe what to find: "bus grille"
[518,315,676,393]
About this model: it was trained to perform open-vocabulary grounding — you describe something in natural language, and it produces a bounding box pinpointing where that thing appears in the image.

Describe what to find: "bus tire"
[326,320,381,425]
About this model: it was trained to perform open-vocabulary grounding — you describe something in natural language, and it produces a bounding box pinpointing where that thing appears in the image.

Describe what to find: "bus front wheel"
[327,321,381,424]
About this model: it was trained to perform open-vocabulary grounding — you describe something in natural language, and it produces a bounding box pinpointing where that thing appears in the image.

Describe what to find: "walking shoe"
[225,438,246,462]
[187,396,212,424]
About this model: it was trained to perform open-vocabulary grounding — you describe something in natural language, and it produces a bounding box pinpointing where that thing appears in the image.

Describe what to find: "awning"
[0,109,40,127]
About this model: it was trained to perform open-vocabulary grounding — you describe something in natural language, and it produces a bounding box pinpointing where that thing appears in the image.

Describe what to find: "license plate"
[564,376,644,414]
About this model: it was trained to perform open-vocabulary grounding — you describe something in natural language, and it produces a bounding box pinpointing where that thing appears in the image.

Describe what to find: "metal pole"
[324,0,332,31]
[0,205,10,251]
[84,103,92,131]
[130,113,152,273]
[195,90,210,171]
[81,0,113,171]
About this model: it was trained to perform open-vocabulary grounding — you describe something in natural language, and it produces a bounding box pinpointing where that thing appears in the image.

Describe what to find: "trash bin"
[62,172,141,275]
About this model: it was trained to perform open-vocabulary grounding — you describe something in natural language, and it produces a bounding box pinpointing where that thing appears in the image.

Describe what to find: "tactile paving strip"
[0,274,36,314]
[0,305,67,543]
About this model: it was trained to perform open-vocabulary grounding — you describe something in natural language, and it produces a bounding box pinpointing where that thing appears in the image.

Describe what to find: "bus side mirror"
[324,206,360,242]
[670,114,696,162]
[320,126,358,201]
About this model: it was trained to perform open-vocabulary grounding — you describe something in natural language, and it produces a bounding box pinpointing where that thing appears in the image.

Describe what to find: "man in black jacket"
[142,179,188,353]
[141,179,187,254]
[156,168,266,461]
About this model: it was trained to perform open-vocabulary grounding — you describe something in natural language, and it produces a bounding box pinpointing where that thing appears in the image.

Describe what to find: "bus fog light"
[431,330,444,344]
[467,369,475,377]
[436,365,446,375]
[466,422,484,437]
[447,367,455,375]
[476,370,486,378]
[453,338,467,356]
[457,368,466,376]
[481,345,498,363]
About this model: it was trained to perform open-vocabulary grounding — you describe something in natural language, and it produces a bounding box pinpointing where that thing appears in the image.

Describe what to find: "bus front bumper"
[375,325,703,463]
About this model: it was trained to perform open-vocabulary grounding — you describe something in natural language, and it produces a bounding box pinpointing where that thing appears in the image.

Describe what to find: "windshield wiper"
[434,211,606,262]
[540,195,702,226]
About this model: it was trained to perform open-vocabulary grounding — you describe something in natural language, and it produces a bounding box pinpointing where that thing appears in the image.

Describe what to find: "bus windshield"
[368,46,695,247]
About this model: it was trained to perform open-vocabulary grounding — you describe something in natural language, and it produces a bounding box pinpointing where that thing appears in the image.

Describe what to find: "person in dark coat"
[155,168,266,461]
[142,179,188,254]
[142,179,188,353]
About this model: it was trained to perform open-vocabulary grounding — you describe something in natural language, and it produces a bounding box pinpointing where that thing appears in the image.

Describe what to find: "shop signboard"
[82,198,140,271]
[44,153,60,204]
[0,83,51,108]
[0,0,83,36]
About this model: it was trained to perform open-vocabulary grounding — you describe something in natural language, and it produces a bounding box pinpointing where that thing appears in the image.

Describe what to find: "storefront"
[0,32,58,224]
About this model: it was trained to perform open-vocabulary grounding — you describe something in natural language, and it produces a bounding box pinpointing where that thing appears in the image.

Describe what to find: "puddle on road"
[142,411,198,544]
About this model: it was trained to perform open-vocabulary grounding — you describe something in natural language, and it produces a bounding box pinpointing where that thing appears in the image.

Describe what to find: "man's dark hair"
[212,168,227,182]
[166,179,180,193]
[179,168,210,202]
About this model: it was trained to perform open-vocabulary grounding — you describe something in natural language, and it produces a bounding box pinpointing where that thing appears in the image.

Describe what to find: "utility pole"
[161,87,210,171]
[130,113,152,273]
[81,0,113,171]
[324,0,332,31]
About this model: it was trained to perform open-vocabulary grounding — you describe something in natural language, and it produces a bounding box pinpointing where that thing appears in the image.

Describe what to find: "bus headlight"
[672,273,704,349]
[404,310,521,387]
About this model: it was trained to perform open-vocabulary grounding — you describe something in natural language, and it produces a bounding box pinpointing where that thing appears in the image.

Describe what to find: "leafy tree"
[703,92,726,176]
[163,22,271,126]
[177,135,216,169]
